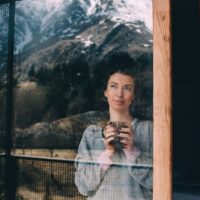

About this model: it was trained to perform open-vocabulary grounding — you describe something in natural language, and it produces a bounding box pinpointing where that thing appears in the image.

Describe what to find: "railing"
[5,155,86,200]
[1,154,153,200]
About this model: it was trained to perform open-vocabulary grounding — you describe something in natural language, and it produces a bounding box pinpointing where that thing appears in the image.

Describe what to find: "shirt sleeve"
[97,151,113,171]
[74,125,108,196]
[126,121,153,190]
[123,147,140,161]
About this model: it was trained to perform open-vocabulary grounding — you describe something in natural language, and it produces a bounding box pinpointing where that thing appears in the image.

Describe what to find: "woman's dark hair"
[101,53,138,90]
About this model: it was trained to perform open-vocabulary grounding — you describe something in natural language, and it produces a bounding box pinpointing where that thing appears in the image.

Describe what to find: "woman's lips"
[114,99,124,104]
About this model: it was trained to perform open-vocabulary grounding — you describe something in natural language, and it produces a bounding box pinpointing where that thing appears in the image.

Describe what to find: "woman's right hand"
[102,123,116,157]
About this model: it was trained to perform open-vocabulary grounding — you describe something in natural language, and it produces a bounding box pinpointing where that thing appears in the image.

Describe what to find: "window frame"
[153,0,172,200]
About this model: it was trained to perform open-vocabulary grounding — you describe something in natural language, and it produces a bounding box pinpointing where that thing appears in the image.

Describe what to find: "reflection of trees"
[14,86,47,128]
[14,52,152,133]
[42,56,92,120]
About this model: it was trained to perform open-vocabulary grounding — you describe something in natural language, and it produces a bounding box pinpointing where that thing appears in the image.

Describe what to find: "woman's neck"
[109,108,133,122]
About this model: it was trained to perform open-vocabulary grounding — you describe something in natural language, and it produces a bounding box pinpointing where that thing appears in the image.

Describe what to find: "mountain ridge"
[15,0,152,54]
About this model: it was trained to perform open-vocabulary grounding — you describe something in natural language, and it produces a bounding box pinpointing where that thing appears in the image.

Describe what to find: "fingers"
[119,126,132,136]
[118,136,133,148]
[102,125,116,152]
[103,125,116,143]
[119,137,129,144]
[102,122,134,150]
[118,127,133,146]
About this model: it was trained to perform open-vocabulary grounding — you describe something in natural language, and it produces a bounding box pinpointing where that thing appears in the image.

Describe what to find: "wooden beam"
[153,0,172,200]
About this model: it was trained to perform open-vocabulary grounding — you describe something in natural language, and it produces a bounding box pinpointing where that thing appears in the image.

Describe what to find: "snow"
[112,22,121,29]
[84,40,93,47]
[15,22,32,53]
[112,0,152,31]
[87,0,101,15]
[75,35,82,39]
[63,28,72,34]
[142,44,150,47]
[15,0,152,53]
[79,0,88,12]
[85,0,152,32]
[44,0,64,12]
[99,20,105,24]
[82,35,94,47]
[76,35,93,47]
[17,0,65,13]
[136,29,142,33]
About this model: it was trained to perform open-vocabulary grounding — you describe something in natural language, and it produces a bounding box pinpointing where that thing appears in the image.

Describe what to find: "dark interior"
[172,0,200,197]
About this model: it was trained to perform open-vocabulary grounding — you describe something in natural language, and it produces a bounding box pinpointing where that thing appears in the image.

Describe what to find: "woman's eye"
[124,86,132,91]
[110,84,117,89]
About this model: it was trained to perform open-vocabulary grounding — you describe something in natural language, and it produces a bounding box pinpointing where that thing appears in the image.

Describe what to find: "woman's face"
[104,72,135,113]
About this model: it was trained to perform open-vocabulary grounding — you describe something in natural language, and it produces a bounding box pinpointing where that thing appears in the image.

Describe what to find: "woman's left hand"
[119,125,134,151]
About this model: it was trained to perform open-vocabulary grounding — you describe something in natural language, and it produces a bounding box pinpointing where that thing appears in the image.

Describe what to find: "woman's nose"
[116,87,123,97]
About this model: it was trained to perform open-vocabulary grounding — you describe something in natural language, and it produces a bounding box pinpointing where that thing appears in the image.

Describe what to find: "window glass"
[13,1,153,199]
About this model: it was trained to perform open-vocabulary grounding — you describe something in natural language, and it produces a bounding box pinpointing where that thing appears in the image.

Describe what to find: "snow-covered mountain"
[84,0,152,30]
[15,0,152,54]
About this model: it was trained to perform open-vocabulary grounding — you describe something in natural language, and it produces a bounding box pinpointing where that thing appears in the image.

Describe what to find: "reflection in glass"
[13,0,152,199]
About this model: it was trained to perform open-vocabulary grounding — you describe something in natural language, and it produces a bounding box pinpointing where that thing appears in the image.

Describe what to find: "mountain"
[14,0,152,80]
[13,0,153,128]
[15,0,152,54]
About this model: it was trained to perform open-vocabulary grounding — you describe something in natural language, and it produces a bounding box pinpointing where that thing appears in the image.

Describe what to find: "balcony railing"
[1,154,153,200]
[1,155,86,200]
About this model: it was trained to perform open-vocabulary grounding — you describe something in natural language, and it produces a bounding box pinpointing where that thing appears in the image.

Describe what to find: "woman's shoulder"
[134,119,153,153]
[85,123,102,132]
[83,123,103,138]
[134,119,152,131]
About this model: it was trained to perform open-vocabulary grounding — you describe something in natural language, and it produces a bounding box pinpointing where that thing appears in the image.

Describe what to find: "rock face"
[14,0,152,53]
[14,0,152,81]
[14,17,152,82]
[14,111,108,149]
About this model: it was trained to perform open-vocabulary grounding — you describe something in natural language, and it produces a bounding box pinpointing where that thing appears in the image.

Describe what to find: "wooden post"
[153,0,172,200]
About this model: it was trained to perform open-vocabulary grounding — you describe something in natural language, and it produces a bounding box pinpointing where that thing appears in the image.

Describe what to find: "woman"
[75,54,153,200]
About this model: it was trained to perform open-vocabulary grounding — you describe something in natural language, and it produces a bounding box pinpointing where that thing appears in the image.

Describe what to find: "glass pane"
[13,0,153,199]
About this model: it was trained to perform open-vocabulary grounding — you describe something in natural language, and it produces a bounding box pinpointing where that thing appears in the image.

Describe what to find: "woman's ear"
[104,90,107,97]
